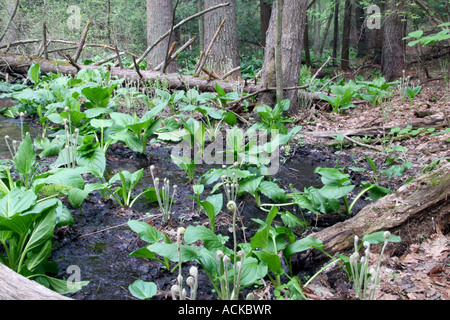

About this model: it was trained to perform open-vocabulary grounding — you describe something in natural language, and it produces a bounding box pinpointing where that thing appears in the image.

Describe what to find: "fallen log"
[0,264,71,300]
[294,161,450,271]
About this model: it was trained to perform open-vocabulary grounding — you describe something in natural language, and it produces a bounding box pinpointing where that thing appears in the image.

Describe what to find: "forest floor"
[55,75,449,301]
[288,74,449,300]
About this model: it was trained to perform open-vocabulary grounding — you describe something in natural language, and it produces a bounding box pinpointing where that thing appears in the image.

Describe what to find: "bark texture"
[382,0,407,81]
[259,0,308,112]
[146,0,179,72]
[0,264,71,300]
[301,161,450,261]
[203,0,241,79]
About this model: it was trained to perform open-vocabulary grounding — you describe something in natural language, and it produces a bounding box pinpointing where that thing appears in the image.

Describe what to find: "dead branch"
[72,19,92,62]
[0,0,20,43]
[194,18,227,76]
[222,66,241,80]
[154,37,195,71]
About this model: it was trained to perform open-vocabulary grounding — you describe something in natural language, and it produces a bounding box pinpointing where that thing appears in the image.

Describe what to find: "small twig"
[154,37,195,71]
[72,19,92,62]
[222,66,241,80]
[342,134,383,152]
[132,56,143,80]
[201,67,220,80]
[162,0,180,74]
[62,52,80,71]
[42,21,48,59]
[194,18,227,76]
[79,214,161,238]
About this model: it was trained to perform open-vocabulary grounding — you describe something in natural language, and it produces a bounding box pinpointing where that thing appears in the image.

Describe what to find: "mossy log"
[0,52,323,102]
[0,51,260,94]
[308,161,450,257]
[0,264,71,300]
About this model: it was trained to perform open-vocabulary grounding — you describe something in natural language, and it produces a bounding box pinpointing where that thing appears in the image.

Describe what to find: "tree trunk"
[318,11,333,63]
[341,0,352,71]
[0,264,71,300]
[260,0,272,47]
[382,0,407,81]
[355,2,367,58]
[304,16,311,67]
[203,0,241,79]
[259,0,309,113]
[332,0,339,66]
[198,0,205,52]
[146,0,179,72]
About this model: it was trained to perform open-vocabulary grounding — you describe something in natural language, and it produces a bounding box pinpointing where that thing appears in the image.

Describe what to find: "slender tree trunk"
[341,0,352,71]
[355,2,367,58]
[260,0,309,113]
[275,0,284,101]
[198,0,205,52]
[332,0,339,66]
[146,0,179,72]
[318,11,333,63]
[260,0,272,47]
[304,17,311,67]
[382,0,407,81]
[203,0,241,79]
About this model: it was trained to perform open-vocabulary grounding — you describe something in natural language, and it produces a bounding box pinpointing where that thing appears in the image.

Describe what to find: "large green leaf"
[239,257,268,286]
[129,280,158,300]
[25,239,52,272]
[0,188,37,219]
[184,225,227,253]
[146,242,198,263]
[28,63,41,85]
[284,236,324,260]
[76,147,106,175]
[128,220,163,244]
[253,250,283,275]
[250,206,278,251]
[258,181,286,202]
[14,134,36,176]
[22,208,56,255]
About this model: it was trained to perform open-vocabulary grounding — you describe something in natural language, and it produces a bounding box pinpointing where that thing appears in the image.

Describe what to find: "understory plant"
[149,165,177,224]
[346,231,401,300]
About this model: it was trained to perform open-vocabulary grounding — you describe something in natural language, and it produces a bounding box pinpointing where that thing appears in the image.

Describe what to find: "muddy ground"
[1,63,448,300]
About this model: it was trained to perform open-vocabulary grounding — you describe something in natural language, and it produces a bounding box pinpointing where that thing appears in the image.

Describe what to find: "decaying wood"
[305,118,447,138]
[0,264,71,300]
[72,19,92,62]
[0,51,261,94]
[307,161,450,257]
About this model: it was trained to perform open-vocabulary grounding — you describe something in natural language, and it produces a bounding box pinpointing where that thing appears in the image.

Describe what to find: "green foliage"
[318,80,362,113]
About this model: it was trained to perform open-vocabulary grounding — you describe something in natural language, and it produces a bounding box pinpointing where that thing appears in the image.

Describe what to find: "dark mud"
[50,140,372,300]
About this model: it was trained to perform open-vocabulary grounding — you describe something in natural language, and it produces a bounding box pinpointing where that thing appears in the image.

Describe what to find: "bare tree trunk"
[203,0,241,79]
[382,0,407,81]
[341,0,352,71]
[355,1,367,58]
[332,0,339,66]
[260,0,272,47]
[198,0,205,52]
[259,0,309,113]
[146,0,179,72]
[317,11,333,63]
[275,0,284,101]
